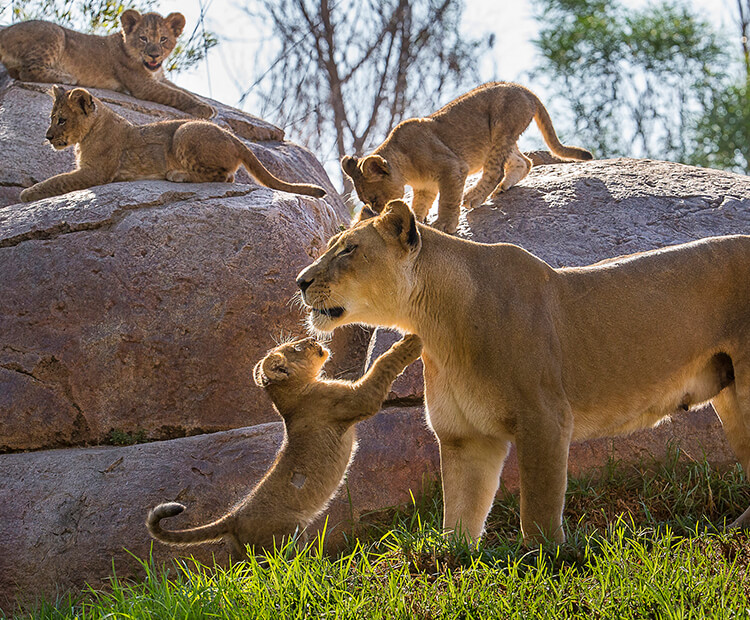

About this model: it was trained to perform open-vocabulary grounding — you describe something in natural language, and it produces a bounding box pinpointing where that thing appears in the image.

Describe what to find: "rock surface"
[0,182,345,451]
[0,405,438,610]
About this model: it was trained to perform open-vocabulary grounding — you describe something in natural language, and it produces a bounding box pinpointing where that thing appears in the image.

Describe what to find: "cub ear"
[120,9,141,35]
[361,155,390,180]
[377,199,420,251]
[69,88,95,115]
[259,352,289,384]
[50,84,66,100]
[350,205,379,227]
[164,12,186,37]
[341,155,360,179]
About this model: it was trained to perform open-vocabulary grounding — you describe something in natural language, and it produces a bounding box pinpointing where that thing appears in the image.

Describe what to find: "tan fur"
[19,87,326,202]
[296,199,750,545]
[147,334,422,557]
[342,82,592,234]
[0,10,215,118]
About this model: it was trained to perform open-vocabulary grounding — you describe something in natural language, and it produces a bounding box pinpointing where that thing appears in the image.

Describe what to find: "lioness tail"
[146,502,230,545]
[236,140,326,198]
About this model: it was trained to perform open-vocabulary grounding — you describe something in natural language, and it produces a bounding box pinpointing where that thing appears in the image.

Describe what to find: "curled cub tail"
[235,139,327,198]
[532,96,593,162]
[146,502,230,546]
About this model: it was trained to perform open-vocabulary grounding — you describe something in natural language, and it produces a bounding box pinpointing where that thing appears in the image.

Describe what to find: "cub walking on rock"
[20,86,326,202]
[0,10,214,118]
[342,81,592,234]
[147,334,422,558]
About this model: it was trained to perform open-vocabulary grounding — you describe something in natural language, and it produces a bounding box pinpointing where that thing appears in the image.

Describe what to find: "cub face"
[341,155,405,213]
[296,200,421,333]
[120,10,185,72]
[253,337,330,387]
[45,86,99,150]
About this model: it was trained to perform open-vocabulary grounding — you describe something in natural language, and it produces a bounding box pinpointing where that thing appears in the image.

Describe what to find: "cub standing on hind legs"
[0,9,215,118]
[342,81,592,234]
[147,334,422,558]
[19,86,326,202]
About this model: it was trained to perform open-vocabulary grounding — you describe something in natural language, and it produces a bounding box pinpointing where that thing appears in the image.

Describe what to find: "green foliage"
[532,0,725,162]
[691,81,750,173]
[0,0,217,75]
[16,453,750,619]
[106,428,147,446]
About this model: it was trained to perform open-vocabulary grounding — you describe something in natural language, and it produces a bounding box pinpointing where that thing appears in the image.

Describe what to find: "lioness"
[296,199,750,544]
[0,10,215,118]
[148,334,422,557]
[19,86,326,202]
[341,82,592,234]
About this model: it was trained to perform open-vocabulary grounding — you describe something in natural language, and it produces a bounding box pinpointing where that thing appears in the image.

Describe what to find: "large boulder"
[0,66,355,451]
[369,157,750,488]
[0,405,438,610]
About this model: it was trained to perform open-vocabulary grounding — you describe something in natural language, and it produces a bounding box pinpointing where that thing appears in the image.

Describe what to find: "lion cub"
[147,333,422,557]
[342,82,592,234]
[19,87,326,202]
[0,10,214,118]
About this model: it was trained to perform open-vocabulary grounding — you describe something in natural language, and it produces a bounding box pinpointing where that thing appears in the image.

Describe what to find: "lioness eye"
[339,245,356,257]
[57,118,66,125]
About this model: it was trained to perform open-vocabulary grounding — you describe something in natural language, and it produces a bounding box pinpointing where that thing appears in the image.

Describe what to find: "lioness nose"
[296,276,312,294]
[45,131,54,141]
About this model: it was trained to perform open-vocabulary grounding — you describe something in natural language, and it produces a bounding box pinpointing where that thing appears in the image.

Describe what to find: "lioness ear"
[50,85,66,100]
[341,155,360,179]
[120,9,141,35]
[165,12,186,37]
[377,199,420,251]
[361,155,390,179]
[69,88,95,115]
[261,352,289,383]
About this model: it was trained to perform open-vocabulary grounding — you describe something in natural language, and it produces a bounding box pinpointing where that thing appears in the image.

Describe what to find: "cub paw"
[165,170,190,182]
[432,217,458,235]
[461,188,488,211]
[19,187,40,203]
[400,334,423,359]
[190,102,217,119]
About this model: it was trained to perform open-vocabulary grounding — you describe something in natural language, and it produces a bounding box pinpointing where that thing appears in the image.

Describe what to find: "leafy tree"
[0,0,216,73]
[243,0,490,191]
[690,0,750,173]
[532,0,725,162]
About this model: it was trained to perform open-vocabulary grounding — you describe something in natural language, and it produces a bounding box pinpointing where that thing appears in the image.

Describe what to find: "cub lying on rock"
[19,86,326,202]
[147,334,422,557]
[0,10,215,118]
[342,81,592,234]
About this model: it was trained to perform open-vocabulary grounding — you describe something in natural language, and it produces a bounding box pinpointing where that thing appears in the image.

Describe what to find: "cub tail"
[532,97,593,162]
[146,502,230,546]
[236,140,327,198]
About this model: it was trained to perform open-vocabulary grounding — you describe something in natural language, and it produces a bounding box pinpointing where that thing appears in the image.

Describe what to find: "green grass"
[12,448,750,619]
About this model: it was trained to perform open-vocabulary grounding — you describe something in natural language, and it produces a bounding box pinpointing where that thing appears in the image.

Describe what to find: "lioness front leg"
[20,169,106,202]
[712,382,750,528]
[515,411,572,545]
[439,436,510,540]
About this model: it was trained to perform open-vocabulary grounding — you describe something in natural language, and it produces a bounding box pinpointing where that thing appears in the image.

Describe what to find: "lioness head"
[341,155,405,213]
[120,10,185,72]
[296,200,421,333]
[253,337,330,387]
[45,86,99,149]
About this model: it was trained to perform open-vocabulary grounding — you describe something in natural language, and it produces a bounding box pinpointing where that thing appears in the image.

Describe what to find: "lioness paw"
[19,187,40,203]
